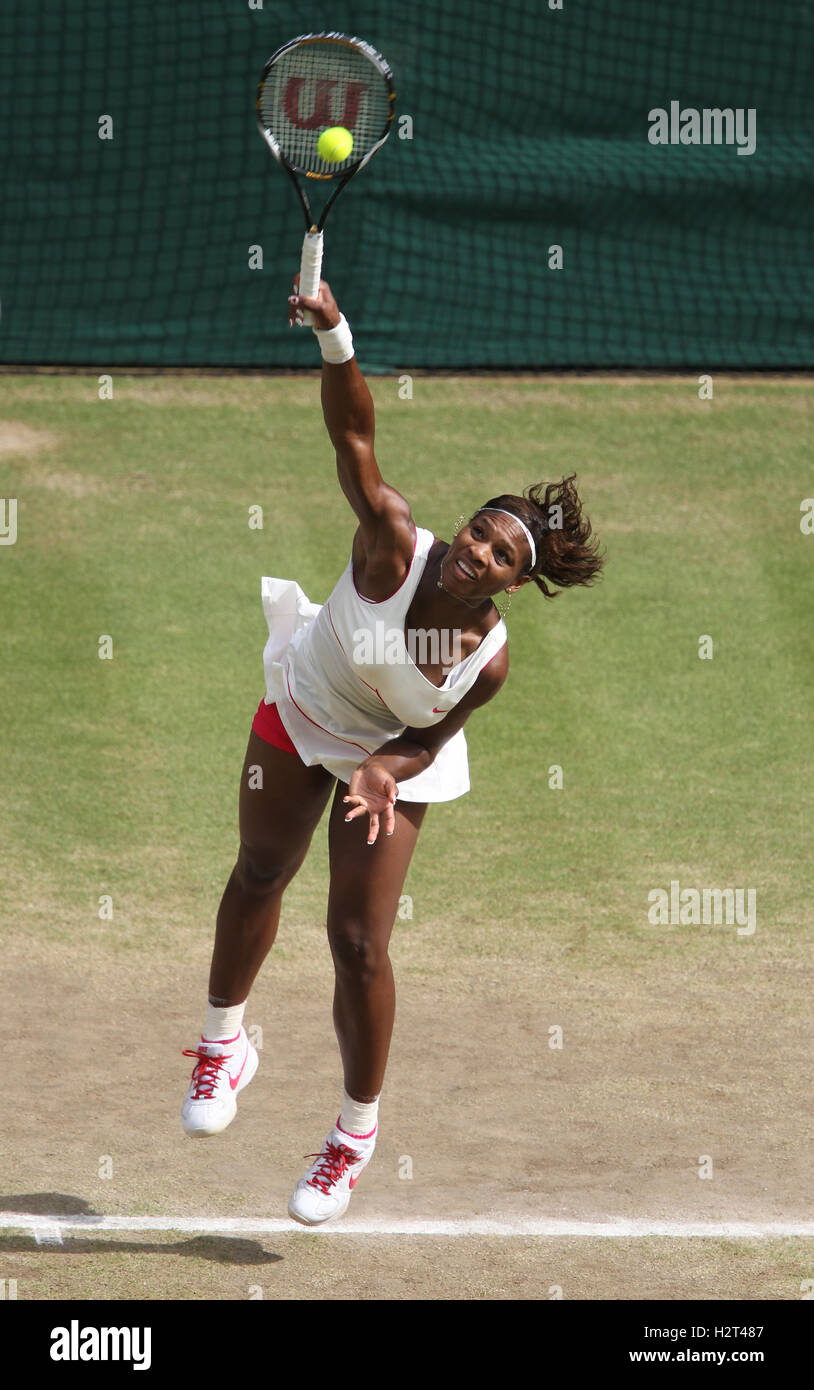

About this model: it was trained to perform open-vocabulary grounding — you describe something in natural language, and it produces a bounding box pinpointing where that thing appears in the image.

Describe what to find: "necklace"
[436,572,480,608]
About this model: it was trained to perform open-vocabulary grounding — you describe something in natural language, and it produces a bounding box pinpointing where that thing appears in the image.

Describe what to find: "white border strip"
[2,1213,814,1239]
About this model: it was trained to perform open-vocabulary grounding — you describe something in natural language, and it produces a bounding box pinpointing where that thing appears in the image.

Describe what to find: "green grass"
[1,374,812,968]
[3,1232,813,1301]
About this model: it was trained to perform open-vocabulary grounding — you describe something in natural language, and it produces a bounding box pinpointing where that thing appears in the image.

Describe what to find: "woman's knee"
[234,841,304,898]
[327,916,391,977]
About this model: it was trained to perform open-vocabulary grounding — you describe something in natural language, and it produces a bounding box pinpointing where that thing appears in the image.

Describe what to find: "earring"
[496,589,513,619]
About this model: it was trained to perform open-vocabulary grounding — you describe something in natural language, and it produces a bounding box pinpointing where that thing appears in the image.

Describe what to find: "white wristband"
[314,312,355,364]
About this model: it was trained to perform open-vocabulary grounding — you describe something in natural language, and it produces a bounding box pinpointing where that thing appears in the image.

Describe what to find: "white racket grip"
[298,229,324,326]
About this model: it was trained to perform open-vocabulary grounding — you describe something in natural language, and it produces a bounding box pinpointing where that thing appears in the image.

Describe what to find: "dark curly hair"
[474,474,604,599]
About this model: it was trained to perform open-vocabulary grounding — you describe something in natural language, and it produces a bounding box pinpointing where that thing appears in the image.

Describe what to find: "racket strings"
[260,41,391,175]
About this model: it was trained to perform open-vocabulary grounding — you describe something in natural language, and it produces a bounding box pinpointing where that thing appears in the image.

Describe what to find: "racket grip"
[298,229,324,327]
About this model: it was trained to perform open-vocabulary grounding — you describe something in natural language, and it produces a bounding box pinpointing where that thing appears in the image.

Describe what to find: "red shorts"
[252,697,300,756]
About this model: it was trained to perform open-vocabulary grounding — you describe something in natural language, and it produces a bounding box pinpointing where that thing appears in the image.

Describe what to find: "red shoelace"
[304,1140,362,1194]
[182,1048,231,1100]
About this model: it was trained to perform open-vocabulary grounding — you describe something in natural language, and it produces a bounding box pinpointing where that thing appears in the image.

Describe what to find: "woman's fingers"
[288,292,321,327]
[289,273,306,326]
[288,274,339,329]
[343,793,397,844]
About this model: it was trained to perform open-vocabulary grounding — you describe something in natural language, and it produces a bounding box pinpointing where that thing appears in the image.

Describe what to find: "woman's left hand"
[344,759,398,845]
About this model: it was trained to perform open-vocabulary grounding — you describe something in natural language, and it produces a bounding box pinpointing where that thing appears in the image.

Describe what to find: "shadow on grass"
[0,1194,102,1217]
[0,1234,281,1265]
[0,1195,282,1265]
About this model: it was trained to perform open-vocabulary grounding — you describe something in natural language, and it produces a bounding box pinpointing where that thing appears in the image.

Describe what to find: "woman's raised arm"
[289,274,409,533]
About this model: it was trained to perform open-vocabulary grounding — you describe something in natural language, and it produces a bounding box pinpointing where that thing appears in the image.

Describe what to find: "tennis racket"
[256,31,395,326]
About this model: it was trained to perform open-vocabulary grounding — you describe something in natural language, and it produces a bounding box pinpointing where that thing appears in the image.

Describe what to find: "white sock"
[338,1090,379,1140]
[202,1000,246,1044]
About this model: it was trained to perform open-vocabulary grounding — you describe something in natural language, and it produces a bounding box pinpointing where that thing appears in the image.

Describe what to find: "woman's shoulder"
[351,517,428,604]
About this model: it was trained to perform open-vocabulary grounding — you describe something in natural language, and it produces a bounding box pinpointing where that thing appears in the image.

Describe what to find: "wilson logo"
[283,78,367,131]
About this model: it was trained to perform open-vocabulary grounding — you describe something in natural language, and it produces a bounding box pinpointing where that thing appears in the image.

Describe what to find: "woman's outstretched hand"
[288,272,342,331]
[344,759,398,845]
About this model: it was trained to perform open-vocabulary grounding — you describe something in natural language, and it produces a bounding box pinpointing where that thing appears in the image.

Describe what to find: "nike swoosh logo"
[349,1173,361,1188]
[229,1045,249,1091]
[433,706,445,714]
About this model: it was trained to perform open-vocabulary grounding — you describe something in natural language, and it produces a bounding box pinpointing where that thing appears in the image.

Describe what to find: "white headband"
[478,508,536,571]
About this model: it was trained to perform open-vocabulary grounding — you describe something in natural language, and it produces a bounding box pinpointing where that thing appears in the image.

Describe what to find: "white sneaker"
[288,1120,377,1226]
[181,1027,258,1137]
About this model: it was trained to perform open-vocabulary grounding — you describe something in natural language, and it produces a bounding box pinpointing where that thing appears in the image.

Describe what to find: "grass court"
[1,372,812,1299]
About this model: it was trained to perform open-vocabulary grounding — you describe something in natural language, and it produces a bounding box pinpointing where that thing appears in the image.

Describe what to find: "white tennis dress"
[260,525,507,802]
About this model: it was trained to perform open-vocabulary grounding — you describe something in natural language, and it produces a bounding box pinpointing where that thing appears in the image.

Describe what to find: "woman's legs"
[208,730,336,1005]
[325,782,428,1102]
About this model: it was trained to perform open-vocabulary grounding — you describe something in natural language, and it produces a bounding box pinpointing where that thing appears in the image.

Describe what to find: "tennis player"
[181,276,603,1225]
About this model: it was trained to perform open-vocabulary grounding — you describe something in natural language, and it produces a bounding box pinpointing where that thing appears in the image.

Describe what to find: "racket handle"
[298,229,324,327]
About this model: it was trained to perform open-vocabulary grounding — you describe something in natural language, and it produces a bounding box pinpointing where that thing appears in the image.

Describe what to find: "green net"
[1,0,812,369]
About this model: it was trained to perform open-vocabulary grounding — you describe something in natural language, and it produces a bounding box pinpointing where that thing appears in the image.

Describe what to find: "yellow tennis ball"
[317,126,353,163]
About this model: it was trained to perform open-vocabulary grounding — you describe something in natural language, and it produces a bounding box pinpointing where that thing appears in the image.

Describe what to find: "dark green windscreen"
[1,1,812,369]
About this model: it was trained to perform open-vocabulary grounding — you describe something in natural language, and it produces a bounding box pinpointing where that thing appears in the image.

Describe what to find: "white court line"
[2,1213,814,1239]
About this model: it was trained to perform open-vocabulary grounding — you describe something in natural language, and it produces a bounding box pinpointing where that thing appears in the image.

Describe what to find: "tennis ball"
[317,126,353,163]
